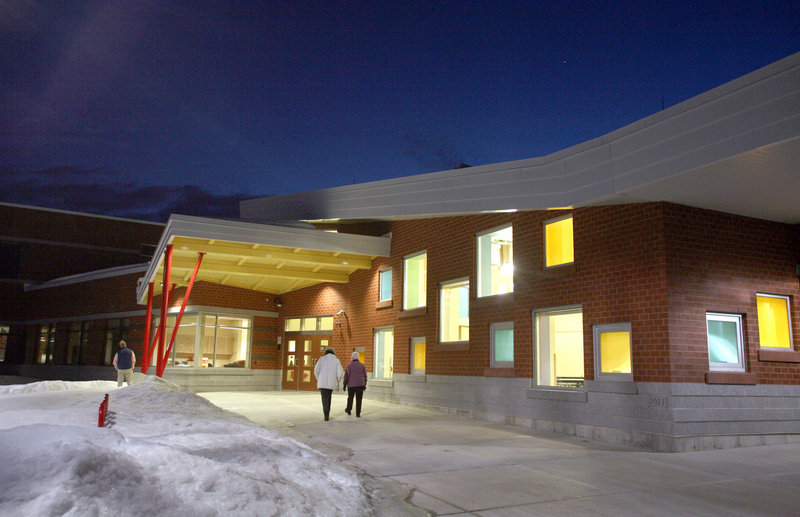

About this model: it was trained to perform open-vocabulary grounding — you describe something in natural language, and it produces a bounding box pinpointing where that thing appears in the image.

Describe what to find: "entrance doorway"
[282,334,331,391]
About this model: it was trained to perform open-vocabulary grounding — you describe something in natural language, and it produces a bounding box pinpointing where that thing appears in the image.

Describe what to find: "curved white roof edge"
[240,51,800,223]
[136,214,391,303]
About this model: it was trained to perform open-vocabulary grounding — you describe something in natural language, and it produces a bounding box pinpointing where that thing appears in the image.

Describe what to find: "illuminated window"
[379,269,392,302]
[593,323,633,381]
[544,215,574,268]
[411,336,425,374]
[757,294,792,349]
[151,313,250,368]
[535,308,584,387]
[285,316,333,332]
[706,313,745,372]
[285,318,301,332]
[477,225,513,297]
[403,251,427,310]
[374,327,394,379]
[491,321,514,368]
[440,278,469,343]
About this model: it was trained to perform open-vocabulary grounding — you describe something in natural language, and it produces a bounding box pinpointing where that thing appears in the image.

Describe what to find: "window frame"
[439,277,470,344]
[490,321,514,368]
[373,326,394,379]
[410,336,426,374]
[379,268,393,302]
[543,213,574,269]
[756,293,793,350]
[533,306,584,388]
[593,322,633,382]
[706,312,746,372]
[476,224,514,298]
[402,251,427,311]
[0,325,8,363]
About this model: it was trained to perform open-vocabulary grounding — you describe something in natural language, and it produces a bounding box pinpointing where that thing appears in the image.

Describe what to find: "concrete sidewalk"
[201,391,800,516]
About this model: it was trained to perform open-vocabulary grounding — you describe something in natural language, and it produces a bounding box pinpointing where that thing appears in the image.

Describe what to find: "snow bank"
[0,377,373,517]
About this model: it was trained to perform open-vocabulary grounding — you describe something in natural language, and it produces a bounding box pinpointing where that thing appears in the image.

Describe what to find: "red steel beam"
[156,244,173,377]
[140,282,154,375]
[158,252,205,376]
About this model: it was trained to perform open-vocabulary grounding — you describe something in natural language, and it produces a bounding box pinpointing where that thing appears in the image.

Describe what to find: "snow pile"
[0,377,372,517]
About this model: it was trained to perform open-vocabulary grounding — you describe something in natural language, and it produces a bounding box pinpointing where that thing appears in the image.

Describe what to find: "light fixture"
[275,297,282,307]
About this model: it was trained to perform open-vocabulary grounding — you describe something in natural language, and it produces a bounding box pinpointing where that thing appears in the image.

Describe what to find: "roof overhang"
[136,215,391,304]
[240,51,800,225]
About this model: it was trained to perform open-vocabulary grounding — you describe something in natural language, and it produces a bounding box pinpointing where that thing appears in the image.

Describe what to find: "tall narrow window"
[374,327,394,379]
[403,252,427,310]
[757,294,792,349]
[67,321,90,365]
[535,308,584,387]
[38,324,56,364]
[379,269,393,302]
[477,225,513,297]
[544,215,574,268]
[593,323,633,381]
[105,319,130,365]
[411,337,426,374]
[706,313,745,371]
[491,321,514,368]
[440,278,469,342]
[0,326,8,362]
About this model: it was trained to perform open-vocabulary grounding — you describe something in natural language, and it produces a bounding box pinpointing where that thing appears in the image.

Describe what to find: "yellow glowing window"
[544,215,574,267]
[757,294,792,349]
[593,323,632,380]
[412,337,426,373]
[285,318,301,332]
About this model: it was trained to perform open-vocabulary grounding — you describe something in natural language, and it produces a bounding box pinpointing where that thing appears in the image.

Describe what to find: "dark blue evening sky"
[2,1,799,221]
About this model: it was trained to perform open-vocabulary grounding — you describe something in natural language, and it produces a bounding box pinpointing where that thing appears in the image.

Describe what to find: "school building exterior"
[2,53,799,451]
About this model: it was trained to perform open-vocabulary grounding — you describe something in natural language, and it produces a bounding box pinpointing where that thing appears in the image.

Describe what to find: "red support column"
[156,244,173,377]
[158,253,205,377]
[140,282,154,375]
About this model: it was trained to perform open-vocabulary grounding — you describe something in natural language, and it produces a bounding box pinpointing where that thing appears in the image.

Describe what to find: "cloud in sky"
[0,167,255,222]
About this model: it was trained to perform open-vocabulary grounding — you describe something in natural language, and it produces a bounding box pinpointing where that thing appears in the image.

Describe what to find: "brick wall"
[283,203,799,385]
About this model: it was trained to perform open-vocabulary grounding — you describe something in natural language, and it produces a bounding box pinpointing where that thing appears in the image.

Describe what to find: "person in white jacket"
[313,347,343,421]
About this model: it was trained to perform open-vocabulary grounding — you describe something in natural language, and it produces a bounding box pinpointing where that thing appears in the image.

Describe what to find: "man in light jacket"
[313,347,343,421]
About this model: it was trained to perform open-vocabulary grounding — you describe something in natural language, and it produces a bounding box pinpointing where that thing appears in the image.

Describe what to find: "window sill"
[473,293,515,308]
[434,341,469,352]
[484,367,515,378]
[375,299,393,310]
[369,378,394,388]
[758,349,800,363]
[705,371,757,385]
[399,307,427,319]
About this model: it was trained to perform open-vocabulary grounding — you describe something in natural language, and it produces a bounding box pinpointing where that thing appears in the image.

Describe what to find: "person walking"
[112,340,136,387]
[344,351,367,417]
[313,347,343,421]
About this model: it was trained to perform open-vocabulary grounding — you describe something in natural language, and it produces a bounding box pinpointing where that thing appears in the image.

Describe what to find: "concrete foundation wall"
[376,374,800,452]
[163,369,281,392]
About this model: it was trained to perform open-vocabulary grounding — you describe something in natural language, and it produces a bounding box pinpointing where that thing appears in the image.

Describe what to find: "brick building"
[2,53,799,450]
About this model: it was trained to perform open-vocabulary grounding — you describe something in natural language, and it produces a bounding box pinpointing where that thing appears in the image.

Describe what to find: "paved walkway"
[201,391,800,516]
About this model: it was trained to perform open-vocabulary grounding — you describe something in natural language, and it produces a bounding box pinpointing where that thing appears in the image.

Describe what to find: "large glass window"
[440,278,469,343]
[67,321,90,365]
[374,327,394,379]
[0,326,8,362]
[152,313,251,368]
[535,308,584,387]
[757,294,793,349]
[37,324,55,364]
[403,252,427,310]
[593,323,633,381]
[706,313,745,371]
[491,321,514,368]
[379,269,392,302]
[544,215,574,268]
[477,225,514,297]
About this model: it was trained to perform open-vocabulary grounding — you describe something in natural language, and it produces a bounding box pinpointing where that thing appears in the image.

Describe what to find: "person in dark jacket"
[343,351,367,417]
[112,340,136,387]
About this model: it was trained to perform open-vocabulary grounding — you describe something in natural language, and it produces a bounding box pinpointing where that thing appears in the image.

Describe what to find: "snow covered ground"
[0,376,402,517]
